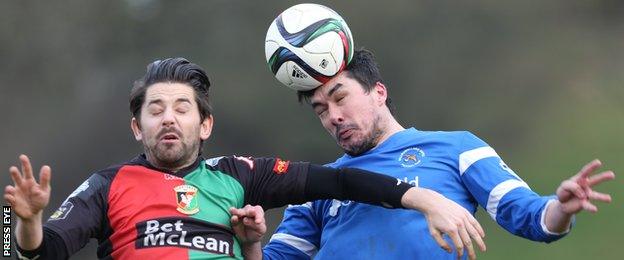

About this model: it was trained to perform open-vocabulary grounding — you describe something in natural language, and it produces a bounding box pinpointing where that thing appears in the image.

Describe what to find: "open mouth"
[160,133,180,143]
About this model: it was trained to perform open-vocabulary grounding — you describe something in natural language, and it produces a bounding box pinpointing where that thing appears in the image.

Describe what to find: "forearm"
[16,226,69,259]
[544,200,574,234]
[242,242,263,260]
[305,165,412,208]
[15,212,43,250]
[400,187,443,212]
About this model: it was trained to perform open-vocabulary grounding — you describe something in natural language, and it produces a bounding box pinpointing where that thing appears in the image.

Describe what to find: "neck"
[374,114,405,149]
[145,152,197,173]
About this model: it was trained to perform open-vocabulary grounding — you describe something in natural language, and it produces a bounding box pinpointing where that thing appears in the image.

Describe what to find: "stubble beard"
[341,115,384,157]
[144,136,200,172]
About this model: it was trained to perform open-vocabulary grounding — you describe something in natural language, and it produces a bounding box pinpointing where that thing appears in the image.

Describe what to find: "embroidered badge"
[174,185,199,215]
[399,147,425,167]
[273,158,290,174]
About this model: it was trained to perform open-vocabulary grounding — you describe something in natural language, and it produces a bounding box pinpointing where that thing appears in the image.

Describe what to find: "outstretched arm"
[213,156,487,259]
[3,155,51,250]
[236,184,486,260]
[304,165,486,259]
[544,159,615,233]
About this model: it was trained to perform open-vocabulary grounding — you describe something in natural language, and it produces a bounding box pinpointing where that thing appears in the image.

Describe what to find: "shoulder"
[414,130,486,148]
[204,155,257,171]
[89,158,139,183]
[420,129,476,141]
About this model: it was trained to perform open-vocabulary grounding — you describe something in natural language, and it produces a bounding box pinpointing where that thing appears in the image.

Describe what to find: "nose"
[161,108,176,127]
[328,107,344,126]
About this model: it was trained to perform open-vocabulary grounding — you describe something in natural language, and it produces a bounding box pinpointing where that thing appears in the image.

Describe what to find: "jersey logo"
[49,201,74,220]
[396,176,419,187]
[272,158,290,174]
[174,185,199,215]
[164,173,183,181]
[399,147,425,167]
[499,160,524,181]
[50,179,90,221]
[136,217,235,256]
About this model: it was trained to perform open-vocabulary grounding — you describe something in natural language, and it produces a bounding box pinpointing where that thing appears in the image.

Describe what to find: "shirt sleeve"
[457,132,570,242]
[42,172,111,255]
[15,227,68,260]
[207,156,311,209]
[263,202,321,260]
[208,156,412,210]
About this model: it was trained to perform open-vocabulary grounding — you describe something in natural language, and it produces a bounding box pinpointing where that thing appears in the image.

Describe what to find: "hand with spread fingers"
[4,155,52,220]
[3,154,52,250]
[558,159,614,213]
[545,159,616,233]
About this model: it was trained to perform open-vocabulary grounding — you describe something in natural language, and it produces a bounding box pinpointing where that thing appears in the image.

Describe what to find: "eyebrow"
[147,99,164,106]
[147,97,192,106]
[175,97,192,104]
[311,83,344,109]
[327,83,344,97]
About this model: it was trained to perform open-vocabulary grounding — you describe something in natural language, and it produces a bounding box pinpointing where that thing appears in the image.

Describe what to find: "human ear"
[130,117,143,141]
[199,115,214,140]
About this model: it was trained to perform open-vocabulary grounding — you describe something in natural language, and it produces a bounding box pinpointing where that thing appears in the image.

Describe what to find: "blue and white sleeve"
[263,202,321,259]
[457,132,571,243]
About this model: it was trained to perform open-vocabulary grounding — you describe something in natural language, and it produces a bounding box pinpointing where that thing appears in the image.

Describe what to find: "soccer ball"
[265,3,354,91]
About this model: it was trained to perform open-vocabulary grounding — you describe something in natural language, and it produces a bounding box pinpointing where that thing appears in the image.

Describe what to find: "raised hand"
[402,187,486,260]
[556,159,615,214]
[4,155,52,221]
[229,204,267,244]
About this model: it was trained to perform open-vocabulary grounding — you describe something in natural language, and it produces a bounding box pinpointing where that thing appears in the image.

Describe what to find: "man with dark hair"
[4,57,486,259]
[262,49,615,259]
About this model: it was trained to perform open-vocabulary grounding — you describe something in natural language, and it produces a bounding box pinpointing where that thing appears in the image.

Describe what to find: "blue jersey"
[263,128,569,259]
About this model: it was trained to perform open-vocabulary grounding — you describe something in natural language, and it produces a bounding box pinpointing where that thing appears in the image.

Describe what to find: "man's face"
[131,82,212,170]
[310,71,384,156]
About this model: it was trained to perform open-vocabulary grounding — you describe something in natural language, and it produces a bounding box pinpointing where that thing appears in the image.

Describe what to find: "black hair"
[297,48,395,114]
[129,57,212,122]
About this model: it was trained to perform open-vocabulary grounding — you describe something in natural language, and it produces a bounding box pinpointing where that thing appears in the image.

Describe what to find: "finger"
[230,215,239,224]
[240,205,265,224]
[39,166,51,191]
[448,231,464,259]
[587,190,612,203]
[20,154,34,180]
[465,217,486,252]
[4,185,16,195]
[467,214,485,238]
[458,224,475,260]
[9,166,23,186]
[4,193,16,205]
[581,200,598,213]
[430,230,451,253]
[588,171,615,186]
[242,204,256,218]
[252,205,265,224]
[229,207,244,216]
[575,159,602,180]
[559,180,586,200]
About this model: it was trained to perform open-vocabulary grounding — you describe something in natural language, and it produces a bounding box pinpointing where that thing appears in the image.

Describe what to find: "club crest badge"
[273,158,290,174]
[174,185,199,215]
[399,147,425,168]
[49,201,74,220]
